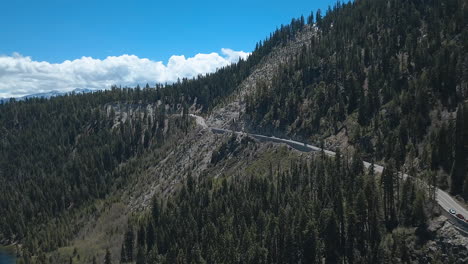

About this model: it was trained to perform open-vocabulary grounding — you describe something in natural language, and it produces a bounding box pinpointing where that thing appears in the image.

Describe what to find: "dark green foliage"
[1,0,464,262]
[412,192,428,228]
[245,0,467,171]
[145,222,155,252]
[135,247,146,264]
[132,152,427,264]
[382,160,397,230]
[120,226,135,263]
[210,134,242,164]
[0,6,319,250]
[104,249,112,264]
[0,95,182,251]
[452,103,468,195]
[302,221,318,264]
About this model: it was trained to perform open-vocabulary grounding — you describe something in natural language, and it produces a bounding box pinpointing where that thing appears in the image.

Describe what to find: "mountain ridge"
[0,88,95,103]
[1,0,467,263]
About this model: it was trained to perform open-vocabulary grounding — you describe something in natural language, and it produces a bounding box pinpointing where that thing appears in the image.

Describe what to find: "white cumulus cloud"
[0,48,250,98]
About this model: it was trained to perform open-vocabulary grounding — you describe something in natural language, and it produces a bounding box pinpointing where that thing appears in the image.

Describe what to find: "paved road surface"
[195,117,468,228]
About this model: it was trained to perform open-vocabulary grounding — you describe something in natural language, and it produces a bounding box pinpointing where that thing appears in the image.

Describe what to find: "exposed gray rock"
[422,216,468,262]
[207,26,317,130]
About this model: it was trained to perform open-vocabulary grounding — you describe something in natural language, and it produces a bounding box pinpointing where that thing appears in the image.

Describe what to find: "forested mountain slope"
[0,9,312,261]
[242,0,467,196]
[0,94,194,249]
[130,0,468,263]
[1,0,467,263]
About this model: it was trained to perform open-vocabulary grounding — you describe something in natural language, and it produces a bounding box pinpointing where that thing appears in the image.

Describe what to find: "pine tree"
[302,221,318,264]
[412,191,427,228]
[307,11,314,25]
[146,222,156,251]
[104,249,112,264]
[323,210,340,264]
[346,209,357,264]
[451,104,466,195]
[190,244,207,264]
[125,227,135,262]
[120,244,127,263]
[136,246,146,264]
[137,225,146,248]
[382,160,397,230]
[316,9,322,28]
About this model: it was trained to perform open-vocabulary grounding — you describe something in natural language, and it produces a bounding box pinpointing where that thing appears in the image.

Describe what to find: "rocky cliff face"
[425,215,468,264]
[43,19,468,263]
[205,24,468,264]
[207,25,317,131]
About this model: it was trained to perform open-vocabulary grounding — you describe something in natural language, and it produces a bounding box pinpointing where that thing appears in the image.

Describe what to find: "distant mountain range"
[0,88,95,103]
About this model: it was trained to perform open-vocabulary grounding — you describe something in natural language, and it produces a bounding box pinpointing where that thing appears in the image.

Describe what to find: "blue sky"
[0,0,339,98]
[1,0,338,62]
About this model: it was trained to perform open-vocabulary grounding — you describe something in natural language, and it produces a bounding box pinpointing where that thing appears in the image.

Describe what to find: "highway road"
[191,115,468,228]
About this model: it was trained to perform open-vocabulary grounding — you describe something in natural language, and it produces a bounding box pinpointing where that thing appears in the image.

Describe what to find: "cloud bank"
[0,48,250,98]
